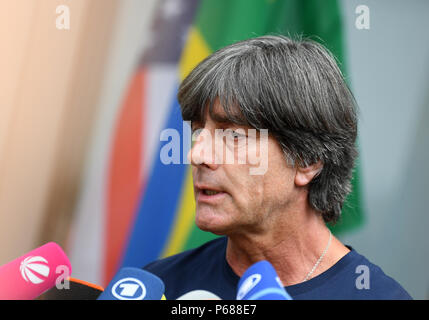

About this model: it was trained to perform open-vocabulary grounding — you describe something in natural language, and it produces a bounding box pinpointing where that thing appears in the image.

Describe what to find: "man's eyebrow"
[190,117,231,130]
[190,121,202,130]
[211,113,232,124]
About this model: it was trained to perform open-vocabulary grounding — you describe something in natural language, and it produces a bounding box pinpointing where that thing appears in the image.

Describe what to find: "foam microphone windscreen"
[37,277,104,300]
[236,260,292,300]
[97,267,165,300]
[177,290,222,300]
[0,242,72,300]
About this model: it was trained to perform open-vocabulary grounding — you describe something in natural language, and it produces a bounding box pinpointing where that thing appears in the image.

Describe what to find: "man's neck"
[225,211,350,286]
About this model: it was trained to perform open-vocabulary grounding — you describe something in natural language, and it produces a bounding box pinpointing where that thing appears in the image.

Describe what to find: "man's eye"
[226,129,246,139]
[191,128,203,140]
[231,131,242,138]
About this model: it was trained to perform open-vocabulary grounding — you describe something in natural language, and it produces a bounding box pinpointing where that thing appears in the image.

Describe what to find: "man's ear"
[295,160,323,187]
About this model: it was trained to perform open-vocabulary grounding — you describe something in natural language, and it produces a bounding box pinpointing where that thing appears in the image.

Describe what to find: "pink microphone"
[0,242,72,300]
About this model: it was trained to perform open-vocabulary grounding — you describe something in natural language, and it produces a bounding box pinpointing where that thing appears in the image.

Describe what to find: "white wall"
[340,0,429,299]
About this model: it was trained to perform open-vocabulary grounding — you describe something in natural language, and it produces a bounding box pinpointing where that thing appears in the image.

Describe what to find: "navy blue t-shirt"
[143,236,412,300]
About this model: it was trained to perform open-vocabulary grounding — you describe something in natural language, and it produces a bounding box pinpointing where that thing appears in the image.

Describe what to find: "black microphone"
[37,277,104,300]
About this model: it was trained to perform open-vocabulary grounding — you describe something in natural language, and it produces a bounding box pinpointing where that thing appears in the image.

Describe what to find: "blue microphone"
[97,267,165,300]
[236,260,292,300]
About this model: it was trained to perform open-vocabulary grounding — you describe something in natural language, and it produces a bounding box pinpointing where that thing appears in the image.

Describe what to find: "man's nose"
[188,128,219,170]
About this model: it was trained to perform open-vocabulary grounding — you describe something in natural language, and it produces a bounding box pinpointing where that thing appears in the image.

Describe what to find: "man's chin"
[196,222,227,236]
[195,215,231,236]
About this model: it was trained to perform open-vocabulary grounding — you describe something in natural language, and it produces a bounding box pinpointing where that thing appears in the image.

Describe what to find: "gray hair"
[178,35,358,224]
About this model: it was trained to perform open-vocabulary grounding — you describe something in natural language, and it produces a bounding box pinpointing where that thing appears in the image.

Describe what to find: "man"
[143,35,411,299]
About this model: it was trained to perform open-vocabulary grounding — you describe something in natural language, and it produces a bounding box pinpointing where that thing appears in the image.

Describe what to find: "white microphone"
[177,290,221,300]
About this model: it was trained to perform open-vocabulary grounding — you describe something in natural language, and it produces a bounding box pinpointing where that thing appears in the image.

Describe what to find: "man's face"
[188,102,299,236]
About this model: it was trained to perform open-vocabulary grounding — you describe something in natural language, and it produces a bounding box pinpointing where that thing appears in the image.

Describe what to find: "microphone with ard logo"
[236,260,292,300]
[97,267,165,300]
[0,242,72,300]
